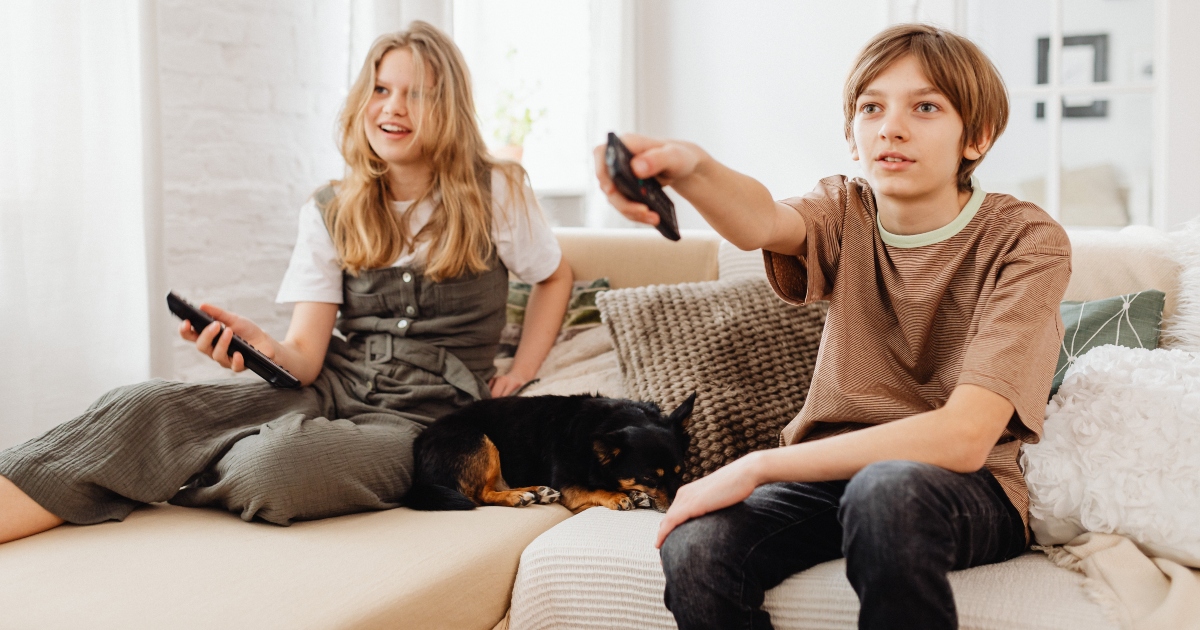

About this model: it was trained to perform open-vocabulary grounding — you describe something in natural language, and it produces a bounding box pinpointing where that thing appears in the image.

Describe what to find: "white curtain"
[0,1,152,448]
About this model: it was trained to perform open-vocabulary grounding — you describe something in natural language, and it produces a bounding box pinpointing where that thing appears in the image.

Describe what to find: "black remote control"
[167,292,302,389]
[605,132,681,241]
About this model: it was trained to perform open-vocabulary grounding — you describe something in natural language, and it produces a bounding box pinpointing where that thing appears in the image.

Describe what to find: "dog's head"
[591,392,695,510]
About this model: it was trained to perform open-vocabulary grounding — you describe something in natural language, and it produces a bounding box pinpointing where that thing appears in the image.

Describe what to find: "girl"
[0,21,572,544]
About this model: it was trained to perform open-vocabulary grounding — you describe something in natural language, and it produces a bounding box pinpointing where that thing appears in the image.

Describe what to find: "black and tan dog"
[405,393,695,512]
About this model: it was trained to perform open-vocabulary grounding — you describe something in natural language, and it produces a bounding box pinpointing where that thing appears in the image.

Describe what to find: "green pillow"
[497,277,610,358]
[1051,290,1166,397]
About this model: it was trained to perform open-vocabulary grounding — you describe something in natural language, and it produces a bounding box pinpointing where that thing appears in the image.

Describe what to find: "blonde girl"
[0,21,572,544]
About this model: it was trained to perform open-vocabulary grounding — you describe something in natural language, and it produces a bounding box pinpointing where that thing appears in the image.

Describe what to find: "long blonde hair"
[326,21,528,280]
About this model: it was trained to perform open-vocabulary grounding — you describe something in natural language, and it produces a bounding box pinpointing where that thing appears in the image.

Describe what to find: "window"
[453,0,632,227]
[962,0,1160,227]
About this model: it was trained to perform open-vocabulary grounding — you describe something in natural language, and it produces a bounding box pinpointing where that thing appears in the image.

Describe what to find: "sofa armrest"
[553,227,721,289]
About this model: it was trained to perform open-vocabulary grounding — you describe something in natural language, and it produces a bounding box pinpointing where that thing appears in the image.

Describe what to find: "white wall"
[966,0,1156,223]
[1163,0,1200,228]
[631,0,1200,230]
[156,0,351,381]
[633,0,889,230]
[150,0,1200,386]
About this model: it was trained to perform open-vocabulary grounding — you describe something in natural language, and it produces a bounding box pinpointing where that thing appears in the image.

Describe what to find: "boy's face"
[850,55,983,201]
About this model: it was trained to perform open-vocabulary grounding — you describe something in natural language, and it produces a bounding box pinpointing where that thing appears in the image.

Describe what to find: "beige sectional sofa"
[0,226,1181,629]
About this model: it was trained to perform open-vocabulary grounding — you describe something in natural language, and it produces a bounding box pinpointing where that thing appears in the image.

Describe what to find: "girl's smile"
[365,47,432,169]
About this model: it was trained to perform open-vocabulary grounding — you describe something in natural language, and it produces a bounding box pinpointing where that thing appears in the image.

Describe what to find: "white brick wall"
[157,0,351,381]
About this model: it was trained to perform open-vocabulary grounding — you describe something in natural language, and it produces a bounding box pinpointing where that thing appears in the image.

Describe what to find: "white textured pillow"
[1163,219,1200,351]
[1022,345,1200,567]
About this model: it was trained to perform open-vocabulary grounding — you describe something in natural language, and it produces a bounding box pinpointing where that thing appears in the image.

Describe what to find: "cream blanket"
[1043,533,1200,630]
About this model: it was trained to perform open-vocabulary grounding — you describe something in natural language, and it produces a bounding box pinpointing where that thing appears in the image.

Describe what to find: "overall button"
[397,319,409,330]
[402,272,413,283]
[405,305,416,315]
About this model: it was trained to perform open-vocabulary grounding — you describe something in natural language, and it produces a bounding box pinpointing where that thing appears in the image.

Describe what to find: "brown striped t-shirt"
[763,175,1071,530]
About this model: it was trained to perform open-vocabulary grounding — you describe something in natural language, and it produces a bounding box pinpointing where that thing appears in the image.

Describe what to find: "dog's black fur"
[406,393,695,512]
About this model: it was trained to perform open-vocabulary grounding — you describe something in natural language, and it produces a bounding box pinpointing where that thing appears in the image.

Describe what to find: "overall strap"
[313,184,338,226]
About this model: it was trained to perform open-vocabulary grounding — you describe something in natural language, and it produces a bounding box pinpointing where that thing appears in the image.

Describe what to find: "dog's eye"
[674,465,681,473]
[655,468,664,477]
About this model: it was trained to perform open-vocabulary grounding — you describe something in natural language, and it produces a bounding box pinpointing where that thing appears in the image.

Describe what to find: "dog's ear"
[666,392,697,427]
[592,427,634,466]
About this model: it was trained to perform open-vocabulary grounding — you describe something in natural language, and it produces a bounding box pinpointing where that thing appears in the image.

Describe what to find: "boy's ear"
[666,392,697,427]
[963,132,993,161]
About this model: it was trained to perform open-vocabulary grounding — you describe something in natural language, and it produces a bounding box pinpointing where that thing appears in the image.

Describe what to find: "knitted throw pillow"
[597,279,827,481]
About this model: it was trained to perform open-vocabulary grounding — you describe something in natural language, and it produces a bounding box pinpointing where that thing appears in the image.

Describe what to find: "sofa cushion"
[0,503,570,630]
[507,507,1117,630]
[597,279,827,480]
[717,239,768,282]
[1062,226,1180,324]
[554,227,721,290]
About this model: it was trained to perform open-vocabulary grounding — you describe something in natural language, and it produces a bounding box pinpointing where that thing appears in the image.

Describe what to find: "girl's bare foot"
[0,475,63,544]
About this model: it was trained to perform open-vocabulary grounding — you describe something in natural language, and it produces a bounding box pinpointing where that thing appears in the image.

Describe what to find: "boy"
[594,24,1070,630]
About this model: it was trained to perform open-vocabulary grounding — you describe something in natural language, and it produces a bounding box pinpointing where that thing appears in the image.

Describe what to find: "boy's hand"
[593,133,705,226]
[179,303,276,372]
[654,451,764,549]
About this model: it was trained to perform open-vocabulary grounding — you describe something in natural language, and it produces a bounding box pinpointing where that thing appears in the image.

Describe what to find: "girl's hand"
[655,452,764,549]
[489,372,531,398]
[593,133,705,226]
[178,303,276,372]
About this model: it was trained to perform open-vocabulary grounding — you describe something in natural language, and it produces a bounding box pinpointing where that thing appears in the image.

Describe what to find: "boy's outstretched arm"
[654,384,1015,548]
[593,134,807,256]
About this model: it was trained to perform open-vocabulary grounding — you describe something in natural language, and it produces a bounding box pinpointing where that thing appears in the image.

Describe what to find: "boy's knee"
[660,513,740,586]
[840,461,949,534]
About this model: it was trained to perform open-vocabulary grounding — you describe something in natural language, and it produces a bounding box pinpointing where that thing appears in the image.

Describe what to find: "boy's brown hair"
[844,24,1009,192]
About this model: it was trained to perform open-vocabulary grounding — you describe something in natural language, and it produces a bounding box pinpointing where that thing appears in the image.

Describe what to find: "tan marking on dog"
[467,437,548,508]
[615,478,670,511]
[560,487,636,512]
[674,465,681,473]
[655,468,664,477]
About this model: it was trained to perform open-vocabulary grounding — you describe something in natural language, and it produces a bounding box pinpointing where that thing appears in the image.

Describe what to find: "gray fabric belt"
[353,332,483,401]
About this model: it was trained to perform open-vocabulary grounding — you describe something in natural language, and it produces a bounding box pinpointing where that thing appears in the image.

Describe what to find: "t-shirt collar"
[877,176,985,249]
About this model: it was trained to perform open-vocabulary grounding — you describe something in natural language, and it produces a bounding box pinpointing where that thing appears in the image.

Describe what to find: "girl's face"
[365,47,435,168]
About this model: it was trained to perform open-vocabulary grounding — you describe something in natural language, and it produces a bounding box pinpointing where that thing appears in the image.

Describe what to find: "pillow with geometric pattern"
[1051,290,1166,397]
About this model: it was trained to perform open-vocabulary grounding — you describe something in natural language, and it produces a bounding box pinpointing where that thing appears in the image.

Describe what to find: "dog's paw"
[534,486,561,504]
[613,494,635,511]
[627,490,653,509]
[515,491,537,507]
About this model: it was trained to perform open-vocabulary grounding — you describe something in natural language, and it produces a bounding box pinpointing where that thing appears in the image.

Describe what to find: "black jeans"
[659,460,1027,630]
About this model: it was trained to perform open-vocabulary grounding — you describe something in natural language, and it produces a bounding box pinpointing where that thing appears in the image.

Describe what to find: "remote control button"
[397,319,409,329]
[405,305,415,315]
[402,272,413,283]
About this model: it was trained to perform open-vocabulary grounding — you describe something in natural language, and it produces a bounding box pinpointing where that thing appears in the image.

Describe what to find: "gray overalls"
[0,192,508,526]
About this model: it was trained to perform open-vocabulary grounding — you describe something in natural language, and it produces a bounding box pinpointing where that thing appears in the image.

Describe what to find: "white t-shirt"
[276,170,562,304]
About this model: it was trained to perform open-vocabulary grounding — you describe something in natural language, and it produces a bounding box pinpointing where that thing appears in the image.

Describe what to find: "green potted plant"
[488,48,545,163]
